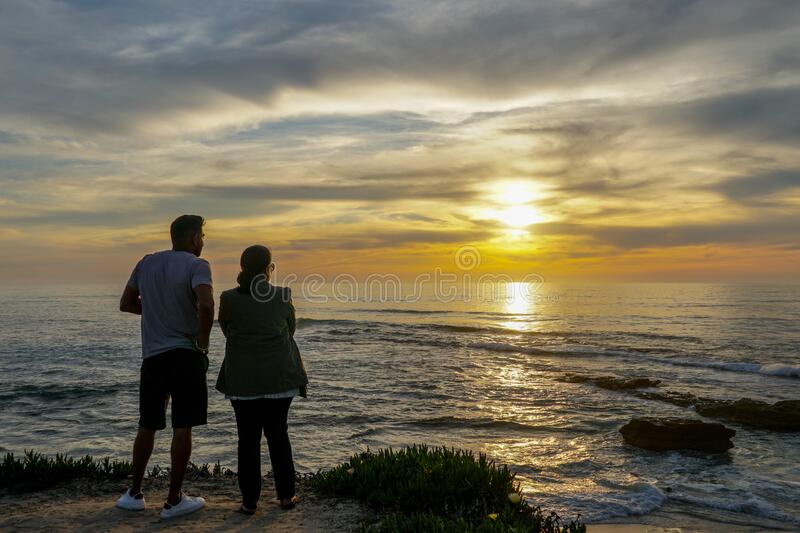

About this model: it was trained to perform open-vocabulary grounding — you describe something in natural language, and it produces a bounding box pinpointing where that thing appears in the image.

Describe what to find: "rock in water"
[593,376,661,390]
[696,399,800,432]
[561,374,661,390]
[619,418,735,452]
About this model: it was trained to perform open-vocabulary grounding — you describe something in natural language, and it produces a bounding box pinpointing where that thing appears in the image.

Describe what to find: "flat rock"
[562,374,661,390]
[696,399,800,432]
[619,417,735,452]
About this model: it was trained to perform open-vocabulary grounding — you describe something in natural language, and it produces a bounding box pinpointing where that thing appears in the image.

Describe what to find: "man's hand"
[194,284,214,351]
[120,285,142,315]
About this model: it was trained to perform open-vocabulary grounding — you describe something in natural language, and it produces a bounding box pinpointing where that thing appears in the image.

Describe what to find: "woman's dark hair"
[237,245,272,290]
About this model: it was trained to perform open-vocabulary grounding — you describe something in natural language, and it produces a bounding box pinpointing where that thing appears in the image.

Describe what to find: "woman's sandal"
[237,505,257,515]
[279,496,299,510]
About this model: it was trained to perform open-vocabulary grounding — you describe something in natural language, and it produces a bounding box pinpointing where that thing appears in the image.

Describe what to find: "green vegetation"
[3,446,586,533]
[312,445,585,533]
[0,450,234,493]
[1,450,133,493]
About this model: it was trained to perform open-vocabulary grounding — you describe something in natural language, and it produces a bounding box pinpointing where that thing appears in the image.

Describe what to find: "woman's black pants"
[231,397,295,508]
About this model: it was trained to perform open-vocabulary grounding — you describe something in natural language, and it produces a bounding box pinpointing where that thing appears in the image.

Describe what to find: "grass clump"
[312,445,585,533]
[1,450,133,493]
[0,451,236,493]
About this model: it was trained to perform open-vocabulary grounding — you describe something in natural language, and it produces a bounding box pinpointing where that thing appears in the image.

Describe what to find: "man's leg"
[167,427,192,505]
[165,349,207,506]
[133,354,168,496]
[130,427,156,494]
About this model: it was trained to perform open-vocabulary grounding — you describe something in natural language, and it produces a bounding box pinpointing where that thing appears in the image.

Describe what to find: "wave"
[468,341,616,358]
[300,316,700,342]
[351,308,448,315]
[469,340,800,382]
[348,427,380,439]
[432,324,492,333]
[403,415,558,433]
[468,341,555,356]
[347,307,559,318]
[574,482,667,522]
[0,383,126,402]
[297,316,799,381]
[295,413,389,426]
[751,363,800,378]
[670,492,800,525]
[296,317,384,329]
[666,358,800,379]
[431,324,565,336]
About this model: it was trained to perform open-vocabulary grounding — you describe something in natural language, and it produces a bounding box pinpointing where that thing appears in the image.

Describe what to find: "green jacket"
[215,284,308,397]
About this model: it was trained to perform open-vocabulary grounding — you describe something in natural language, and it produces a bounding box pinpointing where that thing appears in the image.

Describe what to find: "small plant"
[1,451,133,493]
[0,451,236,493]
[186,461,235,479]
[312,445,585,533]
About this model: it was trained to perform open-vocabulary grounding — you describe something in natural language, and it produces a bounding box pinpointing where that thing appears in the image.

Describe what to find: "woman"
[216,245,308,514]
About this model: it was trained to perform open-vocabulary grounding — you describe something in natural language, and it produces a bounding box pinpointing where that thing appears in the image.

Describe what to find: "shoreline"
[590,501,800,533]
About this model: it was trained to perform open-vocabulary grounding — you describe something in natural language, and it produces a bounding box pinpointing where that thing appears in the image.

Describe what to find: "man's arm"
[119,285,142,315]
[194,284,215,350]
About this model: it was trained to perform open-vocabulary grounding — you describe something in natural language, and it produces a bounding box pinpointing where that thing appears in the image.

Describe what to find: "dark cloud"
[713,170,800,201]
[534,214,800,249]
[656,87,800,143]
[384,212,446,223]
[193,180,478,202]
[2,0,799,138]
[286,229,494,250]
[0,197,296,227]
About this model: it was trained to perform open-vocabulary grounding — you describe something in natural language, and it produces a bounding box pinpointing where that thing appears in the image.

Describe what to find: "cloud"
[713,170,800,201]
[384,212,446,224]
[534,214,800,250]
[1,0,799,280]
[286,229,494,251]
[2,0,799,141]
[655,87,800,143]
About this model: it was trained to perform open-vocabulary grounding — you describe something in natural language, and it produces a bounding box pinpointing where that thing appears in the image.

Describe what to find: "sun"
[493,204,546,228]
[482,180,548,229]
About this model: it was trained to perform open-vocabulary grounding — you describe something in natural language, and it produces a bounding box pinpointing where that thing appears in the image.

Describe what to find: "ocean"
[0,282,798,528]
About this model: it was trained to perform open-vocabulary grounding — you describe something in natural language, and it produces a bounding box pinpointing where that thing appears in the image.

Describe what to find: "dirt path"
[0,476,371,532]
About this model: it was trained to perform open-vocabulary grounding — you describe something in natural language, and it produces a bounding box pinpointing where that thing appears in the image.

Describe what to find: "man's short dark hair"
[170,215,205,246]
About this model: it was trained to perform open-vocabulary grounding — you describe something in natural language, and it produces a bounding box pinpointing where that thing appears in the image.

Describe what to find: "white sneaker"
[160,493,205,520]
[116,489,146,511]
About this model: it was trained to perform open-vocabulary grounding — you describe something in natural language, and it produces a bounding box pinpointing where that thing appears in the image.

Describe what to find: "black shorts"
[139,348,208,430]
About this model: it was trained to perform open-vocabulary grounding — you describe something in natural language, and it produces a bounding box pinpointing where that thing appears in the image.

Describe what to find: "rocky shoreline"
[561,373,800,432]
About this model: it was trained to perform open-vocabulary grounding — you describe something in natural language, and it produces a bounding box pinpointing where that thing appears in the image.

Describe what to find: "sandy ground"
[0,476,372,532]
[2,478,796,533]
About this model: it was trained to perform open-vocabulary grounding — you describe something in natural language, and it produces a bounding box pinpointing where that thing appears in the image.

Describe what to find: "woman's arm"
[218,293,229,337]
[286,288,296,335]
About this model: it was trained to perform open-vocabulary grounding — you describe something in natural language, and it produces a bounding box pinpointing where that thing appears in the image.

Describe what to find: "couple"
[115,214,308,519]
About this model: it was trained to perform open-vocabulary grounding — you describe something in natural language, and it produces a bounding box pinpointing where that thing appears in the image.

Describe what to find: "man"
[116,215,215,519]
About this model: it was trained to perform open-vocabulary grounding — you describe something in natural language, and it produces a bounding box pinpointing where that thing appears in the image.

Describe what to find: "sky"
[1,0,799,285]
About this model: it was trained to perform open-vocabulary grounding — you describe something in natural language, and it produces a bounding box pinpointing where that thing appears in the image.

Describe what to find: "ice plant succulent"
[312,445,585,532]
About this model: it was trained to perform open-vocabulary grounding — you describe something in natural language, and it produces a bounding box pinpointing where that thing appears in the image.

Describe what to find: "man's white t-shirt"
[127,250,212,359]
